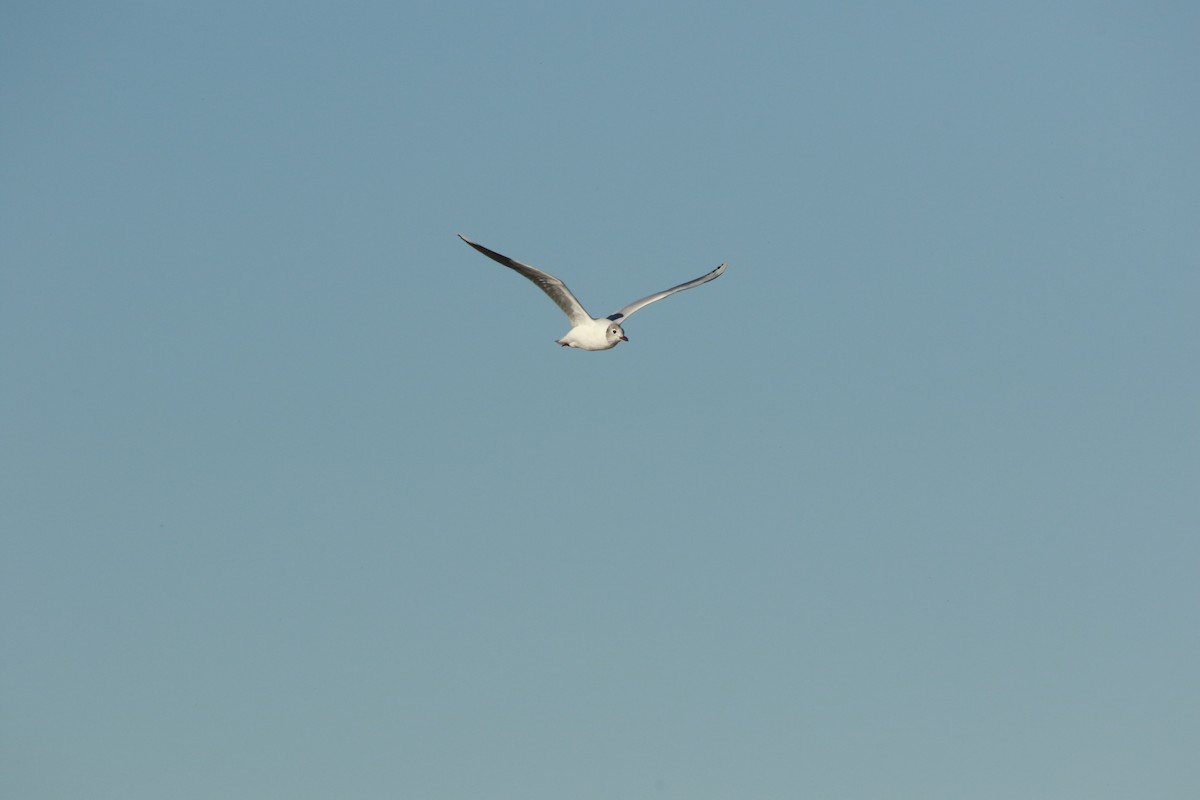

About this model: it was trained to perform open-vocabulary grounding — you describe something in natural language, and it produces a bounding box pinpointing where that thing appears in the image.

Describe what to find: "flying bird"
[457,234,726,350]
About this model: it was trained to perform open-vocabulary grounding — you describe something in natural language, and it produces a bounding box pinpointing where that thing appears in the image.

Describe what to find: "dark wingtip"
[457,233,492,257]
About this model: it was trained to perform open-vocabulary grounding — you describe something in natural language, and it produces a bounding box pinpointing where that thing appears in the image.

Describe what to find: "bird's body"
[555,318,625,351]
[457,234,726,350]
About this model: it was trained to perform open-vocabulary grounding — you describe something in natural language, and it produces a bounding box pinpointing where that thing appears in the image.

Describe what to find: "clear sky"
[2,2,1197,798]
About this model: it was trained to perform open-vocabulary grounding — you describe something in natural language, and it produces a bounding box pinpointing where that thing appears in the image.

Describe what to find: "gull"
[457,234,726,350]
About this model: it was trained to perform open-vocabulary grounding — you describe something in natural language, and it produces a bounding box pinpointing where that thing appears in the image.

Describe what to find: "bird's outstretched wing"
[607,262,727,322]
[458,235,591,326]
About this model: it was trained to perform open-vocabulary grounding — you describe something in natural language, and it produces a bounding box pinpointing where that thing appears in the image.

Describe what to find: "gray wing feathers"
[608,262,727,322]
[457,235,591,325]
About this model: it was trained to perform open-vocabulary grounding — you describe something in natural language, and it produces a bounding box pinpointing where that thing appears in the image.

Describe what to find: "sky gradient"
[3,2,1198,798]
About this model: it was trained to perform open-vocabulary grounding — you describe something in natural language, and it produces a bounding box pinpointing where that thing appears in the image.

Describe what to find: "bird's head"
[607,323,628,345]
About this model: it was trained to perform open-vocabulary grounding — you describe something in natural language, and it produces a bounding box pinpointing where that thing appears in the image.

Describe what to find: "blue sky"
[2,2,1197,798]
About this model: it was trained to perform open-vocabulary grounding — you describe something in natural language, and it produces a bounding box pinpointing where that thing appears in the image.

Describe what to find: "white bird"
[457,234,727,350]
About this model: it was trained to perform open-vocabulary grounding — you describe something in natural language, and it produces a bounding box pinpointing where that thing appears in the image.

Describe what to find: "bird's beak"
[620,334,628,341]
